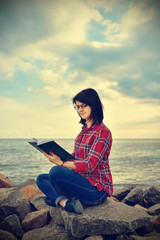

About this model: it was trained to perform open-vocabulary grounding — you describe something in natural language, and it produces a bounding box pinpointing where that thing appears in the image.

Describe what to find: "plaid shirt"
[72,122,113,196]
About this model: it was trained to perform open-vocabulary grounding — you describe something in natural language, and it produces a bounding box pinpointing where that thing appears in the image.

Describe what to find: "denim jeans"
[36,166,107,206]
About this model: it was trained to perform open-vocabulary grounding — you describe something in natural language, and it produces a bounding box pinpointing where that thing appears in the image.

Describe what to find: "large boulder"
[50,198,152,239]
[0,187,32,222]
[22,208,50,231]
[122,187,144,206]
[143,186,160,207]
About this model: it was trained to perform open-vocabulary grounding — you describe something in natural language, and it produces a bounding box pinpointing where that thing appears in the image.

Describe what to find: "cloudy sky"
[0,0,160,139]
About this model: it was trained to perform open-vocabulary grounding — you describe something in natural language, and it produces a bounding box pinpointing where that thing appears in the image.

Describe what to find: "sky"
[0,0,160,139]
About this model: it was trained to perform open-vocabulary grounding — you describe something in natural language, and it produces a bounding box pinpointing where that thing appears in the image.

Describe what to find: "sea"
[0,139,160,189]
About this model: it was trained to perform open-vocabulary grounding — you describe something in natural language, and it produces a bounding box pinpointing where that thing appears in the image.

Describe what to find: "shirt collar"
[82,122,102,131]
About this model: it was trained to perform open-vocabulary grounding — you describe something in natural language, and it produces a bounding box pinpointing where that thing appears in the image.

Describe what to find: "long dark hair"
[72,88,104,125]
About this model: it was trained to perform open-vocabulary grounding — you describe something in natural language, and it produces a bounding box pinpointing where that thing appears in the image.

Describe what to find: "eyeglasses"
[74,104,88,110]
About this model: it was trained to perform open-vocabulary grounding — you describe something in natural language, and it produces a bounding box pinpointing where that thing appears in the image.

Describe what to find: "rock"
[22,223,68,240]
[129,231,160,240]
[50,198,151,239]
[85,236,103,240]
[0,229,18,240]
[0,187,32,222]
[113,186,133,201]
[134,204,149,213]
[154,214,160,232]
[17,179,43,201]
[122,187,144,206]
[3,214,25,238]
[143,186,160,207]
[148,203,160,216]
[116,234,131,240]
[19,185,43,201]
[16,179,36,189]
[22,208,50,231]
[0,173,12,188]
[30,194,49,210]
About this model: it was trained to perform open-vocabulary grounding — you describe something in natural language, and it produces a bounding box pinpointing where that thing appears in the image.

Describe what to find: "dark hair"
[72,88,104,125]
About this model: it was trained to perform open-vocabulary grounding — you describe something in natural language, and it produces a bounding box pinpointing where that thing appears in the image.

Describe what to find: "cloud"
[0,97,79,138]
[0,0,160,138]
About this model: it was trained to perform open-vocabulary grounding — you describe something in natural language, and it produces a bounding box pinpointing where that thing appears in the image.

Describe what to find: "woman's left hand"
[41,151,63,166]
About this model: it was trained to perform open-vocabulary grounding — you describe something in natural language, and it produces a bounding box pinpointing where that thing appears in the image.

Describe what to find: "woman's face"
[75,100,92,121]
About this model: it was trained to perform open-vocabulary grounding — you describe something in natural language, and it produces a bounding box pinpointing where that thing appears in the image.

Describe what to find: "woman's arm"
[41,151,76,169]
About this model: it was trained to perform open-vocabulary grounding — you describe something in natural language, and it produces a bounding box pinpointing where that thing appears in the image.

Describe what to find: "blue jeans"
[36,166,107,207]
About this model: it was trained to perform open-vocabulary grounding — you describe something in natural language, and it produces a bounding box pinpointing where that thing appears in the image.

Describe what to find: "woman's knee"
[49,166,64,179]
[36,173,48,187]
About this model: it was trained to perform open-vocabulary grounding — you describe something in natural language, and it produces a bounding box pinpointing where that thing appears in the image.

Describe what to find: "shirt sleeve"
[73,129,112,174]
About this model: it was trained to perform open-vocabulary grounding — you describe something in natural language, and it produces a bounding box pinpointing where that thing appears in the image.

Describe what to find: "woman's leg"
[36,173,68,204]
[36,171,84,214]
[49,166,107,206]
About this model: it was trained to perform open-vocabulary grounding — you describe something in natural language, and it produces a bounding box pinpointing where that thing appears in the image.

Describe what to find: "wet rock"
[0,173,12,188]
[22,208,50,231]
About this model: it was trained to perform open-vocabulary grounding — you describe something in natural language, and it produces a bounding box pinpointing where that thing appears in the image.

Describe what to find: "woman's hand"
[41,151,63,166]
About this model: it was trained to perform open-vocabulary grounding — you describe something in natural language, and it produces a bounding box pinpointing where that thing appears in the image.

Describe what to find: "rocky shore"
[0,173,160,240]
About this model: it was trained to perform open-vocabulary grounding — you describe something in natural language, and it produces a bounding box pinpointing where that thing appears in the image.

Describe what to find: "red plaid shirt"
[72,122,113,196]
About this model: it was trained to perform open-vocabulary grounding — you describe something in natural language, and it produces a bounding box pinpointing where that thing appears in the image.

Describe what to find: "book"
[28,138,75,162]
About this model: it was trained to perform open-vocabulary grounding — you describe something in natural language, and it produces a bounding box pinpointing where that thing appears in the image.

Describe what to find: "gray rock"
[22,208,50,231]
[116,234,130,240]
[22,223,68,240]
[129,231,160,240]
[122,187,144,206]
[85,236,103,240]
[3,214,25,238]
[30,194,49,210]
[0,229,18,240]
[16,179,36,189]
[113,186,133,201]
[148,203,160,216]
[50,198,151,239]
[0,188,32,222]
[143,186,160,207]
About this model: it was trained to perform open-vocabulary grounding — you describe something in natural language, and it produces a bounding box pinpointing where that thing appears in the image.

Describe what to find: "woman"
[36,88,113,214]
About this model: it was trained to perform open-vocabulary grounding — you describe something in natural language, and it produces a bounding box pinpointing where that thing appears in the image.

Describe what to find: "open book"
[28,138,75,162]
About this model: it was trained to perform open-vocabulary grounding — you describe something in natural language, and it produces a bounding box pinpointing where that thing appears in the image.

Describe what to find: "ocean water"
[0,139,160,188]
